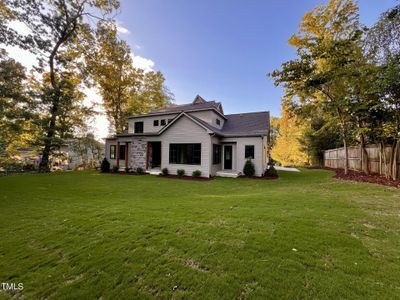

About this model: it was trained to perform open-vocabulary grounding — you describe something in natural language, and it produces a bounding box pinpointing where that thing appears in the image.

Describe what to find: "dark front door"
[224,145,232,170]
[151,142,161,168]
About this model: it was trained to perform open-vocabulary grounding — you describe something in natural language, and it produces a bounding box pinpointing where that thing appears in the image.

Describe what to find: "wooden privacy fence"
[324,144,400,178]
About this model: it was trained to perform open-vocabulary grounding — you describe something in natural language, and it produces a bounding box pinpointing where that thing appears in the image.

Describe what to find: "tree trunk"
[391,139,399,180]
[343,138,349,175]
[337,108,348,175]
[381,142,389,178]
[38,33,68,172]
[360,134,369,175]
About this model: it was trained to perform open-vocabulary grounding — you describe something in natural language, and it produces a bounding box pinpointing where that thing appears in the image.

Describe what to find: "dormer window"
[216,119,221,126]
[153,120,159,126]
[161,119,166,126]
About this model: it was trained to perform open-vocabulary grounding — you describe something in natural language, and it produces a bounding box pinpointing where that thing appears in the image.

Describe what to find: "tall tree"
[271,102,308,167]
[270,0,363,174]
[89,21,173,134]
[367,5,400,179]
[0,49,36,162]
[1,0,120,172]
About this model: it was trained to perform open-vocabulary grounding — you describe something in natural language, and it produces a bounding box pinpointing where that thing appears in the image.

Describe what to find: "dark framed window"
[134,121,144,133]
[110,145,116,159]
[153,120,159,126]
[213,144,221,164]
[168,119,173,123]
[169,143,201,165]
[161,119,166,126]
[119,145,126,160]
[216,119,221,126]
[245,145,255,159]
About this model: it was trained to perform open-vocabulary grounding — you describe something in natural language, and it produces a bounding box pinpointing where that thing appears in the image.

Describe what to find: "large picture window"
[169,143,201,165]
[134,121,144,133]
[213,144,221,164]
[245,145,255,159]
[110,145,116,159]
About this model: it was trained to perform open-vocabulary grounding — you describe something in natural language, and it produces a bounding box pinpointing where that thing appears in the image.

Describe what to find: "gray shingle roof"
[128,95,224,118]
[149,101,221,114]
[222,112,270,136]
[188,111,269,137]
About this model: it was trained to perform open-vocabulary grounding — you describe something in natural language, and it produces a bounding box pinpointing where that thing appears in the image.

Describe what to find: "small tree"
[243,159,255,176]
[100,158,110,173]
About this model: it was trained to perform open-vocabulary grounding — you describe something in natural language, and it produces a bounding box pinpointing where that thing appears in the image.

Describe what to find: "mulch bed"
[239,175,279,180]
[112,172,148,176]
[314,167,400,188]
[158,175,213,181]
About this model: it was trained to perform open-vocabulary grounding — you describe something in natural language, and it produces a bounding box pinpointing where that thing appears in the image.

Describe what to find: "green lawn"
[0,170,399,299]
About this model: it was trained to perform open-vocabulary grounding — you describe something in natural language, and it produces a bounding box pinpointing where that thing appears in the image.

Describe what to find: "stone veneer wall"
[131,138,147,170]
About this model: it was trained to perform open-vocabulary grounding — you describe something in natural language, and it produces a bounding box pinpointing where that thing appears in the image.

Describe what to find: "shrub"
[100,158,110,173]
[264,165,278,177]
[136,167,144,174]
[177,169,185,177]
[3,161,24,173]
[192,170,202,177]
[162,168,169,176]
[125,167,131,173]
[111,165,119,173]
[243,158,255,176]
[23,164,37,172]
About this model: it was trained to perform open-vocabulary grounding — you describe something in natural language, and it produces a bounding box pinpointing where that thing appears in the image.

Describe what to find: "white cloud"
[131,52,155,72]
[4,45,37,70]
[117,25,130,34]
[4,21,37,70]
[116,21,130,35]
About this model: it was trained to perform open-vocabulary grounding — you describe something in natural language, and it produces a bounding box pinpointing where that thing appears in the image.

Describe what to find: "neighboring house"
[52,137,104,170]
[105,95,270,177]
[10,135,104,171]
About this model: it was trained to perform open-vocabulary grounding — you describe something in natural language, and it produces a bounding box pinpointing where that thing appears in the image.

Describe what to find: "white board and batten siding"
[210,136,222,176]
[127,114,178,133]
[223,136,264,176]
[159,115,212,177]
[190,110,225,129]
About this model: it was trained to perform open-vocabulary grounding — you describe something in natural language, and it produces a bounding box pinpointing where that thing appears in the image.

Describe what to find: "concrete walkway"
[274,166,300,172]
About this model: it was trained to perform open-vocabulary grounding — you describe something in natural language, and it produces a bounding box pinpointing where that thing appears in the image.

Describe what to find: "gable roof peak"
[192,95,207,104]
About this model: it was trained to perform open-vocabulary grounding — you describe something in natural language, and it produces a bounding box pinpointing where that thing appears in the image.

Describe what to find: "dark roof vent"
[192,95,207,104]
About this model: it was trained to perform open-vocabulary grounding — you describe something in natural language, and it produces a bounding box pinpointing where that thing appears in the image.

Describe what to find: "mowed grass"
[0,170,399,299]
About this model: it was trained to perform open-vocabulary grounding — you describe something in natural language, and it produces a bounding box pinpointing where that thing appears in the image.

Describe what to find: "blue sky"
[117,0,397,117]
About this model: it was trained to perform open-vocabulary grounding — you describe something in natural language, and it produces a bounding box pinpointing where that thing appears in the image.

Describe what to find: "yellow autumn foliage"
[271,106,308,167]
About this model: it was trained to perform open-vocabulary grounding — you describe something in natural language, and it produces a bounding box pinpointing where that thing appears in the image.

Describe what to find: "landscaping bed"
[158,174,213,181]
[239,175,278,180]
[332,168,400,188]
[310,166,400,188]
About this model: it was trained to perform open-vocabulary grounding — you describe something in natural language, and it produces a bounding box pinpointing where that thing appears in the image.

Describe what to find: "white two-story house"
[105,95,270,177]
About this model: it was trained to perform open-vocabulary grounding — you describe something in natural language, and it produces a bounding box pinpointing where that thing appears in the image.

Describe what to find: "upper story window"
[161,119,166,126]
[245,145,255,159]
[216,119,221,126]
[153,120,159,126]
[110,145,116,159]
[134,121,144,133]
